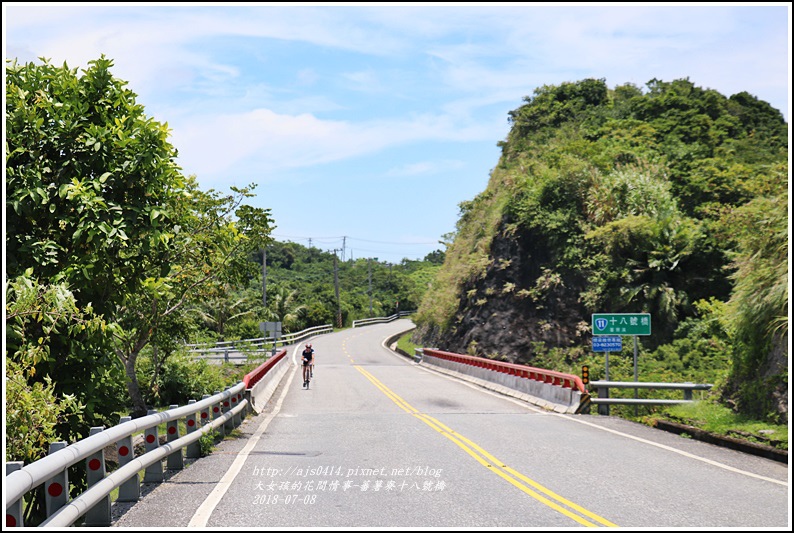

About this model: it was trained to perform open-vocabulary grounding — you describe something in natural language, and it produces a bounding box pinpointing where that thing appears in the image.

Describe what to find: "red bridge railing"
[243,349,287,389]
[421,349,586,394]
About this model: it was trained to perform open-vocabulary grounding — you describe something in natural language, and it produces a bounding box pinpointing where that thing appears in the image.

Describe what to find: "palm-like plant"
[619,214,699,335]
[190,284,255,341]
[265,286,307,332]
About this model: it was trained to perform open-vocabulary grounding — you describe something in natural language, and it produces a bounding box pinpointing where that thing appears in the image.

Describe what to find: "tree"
[108,180,273,415]
[265,285,307,332]
[5,55,274,417]
[6,56,184,317]
[5,55,187,419]
[189,283,257,341]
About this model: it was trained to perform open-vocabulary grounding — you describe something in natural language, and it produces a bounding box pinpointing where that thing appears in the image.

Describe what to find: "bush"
[137,351,228,406]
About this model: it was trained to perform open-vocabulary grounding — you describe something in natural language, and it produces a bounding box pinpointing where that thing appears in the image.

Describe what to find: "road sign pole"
[605,350,610,381]
[634,335,639,416]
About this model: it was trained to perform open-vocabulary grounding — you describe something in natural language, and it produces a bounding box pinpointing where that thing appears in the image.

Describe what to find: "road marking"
[355,365,618,528]
[188,345,301,527]
[397,344,787,488]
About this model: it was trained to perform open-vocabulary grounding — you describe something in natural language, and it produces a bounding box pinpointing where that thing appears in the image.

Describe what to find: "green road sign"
[592,313,651,336]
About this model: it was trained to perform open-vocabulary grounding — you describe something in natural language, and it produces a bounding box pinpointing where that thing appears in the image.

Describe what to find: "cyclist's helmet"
[307,344,312,349]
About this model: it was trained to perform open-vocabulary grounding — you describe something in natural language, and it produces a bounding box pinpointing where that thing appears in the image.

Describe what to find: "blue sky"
[4,3,791,263]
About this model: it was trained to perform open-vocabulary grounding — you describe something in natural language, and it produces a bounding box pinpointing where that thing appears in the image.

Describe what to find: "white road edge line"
[188,344,302,527]
[380,330,787,488]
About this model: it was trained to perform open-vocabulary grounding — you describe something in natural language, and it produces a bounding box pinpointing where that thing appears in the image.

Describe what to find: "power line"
[272,234,438,246]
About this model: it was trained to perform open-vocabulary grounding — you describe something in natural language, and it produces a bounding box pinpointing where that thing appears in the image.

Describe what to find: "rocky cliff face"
[417,218,588,364]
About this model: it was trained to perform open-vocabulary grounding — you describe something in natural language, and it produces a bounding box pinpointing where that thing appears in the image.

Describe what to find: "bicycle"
[302,359,312,389]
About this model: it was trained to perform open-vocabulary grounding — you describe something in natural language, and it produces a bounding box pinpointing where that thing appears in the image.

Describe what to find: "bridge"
[5,319,789,528]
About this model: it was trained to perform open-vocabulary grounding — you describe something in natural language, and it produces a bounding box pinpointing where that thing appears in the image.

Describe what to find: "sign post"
[592,314,651,416]
[260,321,282,356]
[592,335,622,381]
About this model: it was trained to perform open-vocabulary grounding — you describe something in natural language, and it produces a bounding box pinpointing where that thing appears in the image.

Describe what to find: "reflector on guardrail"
[83,427,111,527]
[45,442,68,518]
[115,416,139,502]
[143,412,163,483]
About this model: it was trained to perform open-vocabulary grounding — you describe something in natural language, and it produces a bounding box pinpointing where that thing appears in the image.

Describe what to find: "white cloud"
[384,160,466,178]
[172,106,501,183]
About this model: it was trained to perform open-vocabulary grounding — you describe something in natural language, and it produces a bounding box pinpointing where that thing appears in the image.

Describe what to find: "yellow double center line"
[355,365,618,528]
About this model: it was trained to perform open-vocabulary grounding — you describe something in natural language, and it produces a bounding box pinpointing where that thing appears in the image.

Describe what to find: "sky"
[4,2,791,264]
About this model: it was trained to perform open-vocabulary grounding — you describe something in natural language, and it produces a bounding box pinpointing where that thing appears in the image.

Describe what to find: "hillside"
[412,78,788,422]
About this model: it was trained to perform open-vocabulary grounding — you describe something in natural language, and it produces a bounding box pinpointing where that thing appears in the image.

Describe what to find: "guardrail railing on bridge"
[352,311,413,328]
[418,348,588,414]
[185,324,333,361]
[4,347,291,528]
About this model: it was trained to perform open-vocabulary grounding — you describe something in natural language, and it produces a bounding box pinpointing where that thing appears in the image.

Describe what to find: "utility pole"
[342,236,346,262]
[262,248,267,308]
[333,250,342,328]
[368,258,372,317]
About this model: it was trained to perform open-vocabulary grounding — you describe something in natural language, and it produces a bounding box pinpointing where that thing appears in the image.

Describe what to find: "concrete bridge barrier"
[419,348,588,414]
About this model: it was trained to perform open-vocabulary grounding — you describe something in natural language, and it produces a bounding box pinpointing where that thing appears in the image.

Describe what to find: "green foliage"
[396,331,419,357]
[414,75,788,424]
[5,55,278,419]
[720,187,788,421]
[228,241,441,340]
[136,350,228,407]
[5,272,126,461]
[725,190,788,346]
[5,358,83,464]
[199,429,220,457]
[6,56,183,317]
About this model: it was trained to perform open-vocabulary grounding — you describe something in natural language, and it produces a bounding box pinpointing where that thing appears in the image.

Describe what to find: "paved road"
[113,320,790,528]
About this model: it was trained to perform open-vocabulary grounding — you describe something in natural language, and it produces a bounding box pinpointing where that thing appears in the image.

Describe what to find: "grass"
[647,401,788,450]
[396,331,419,357]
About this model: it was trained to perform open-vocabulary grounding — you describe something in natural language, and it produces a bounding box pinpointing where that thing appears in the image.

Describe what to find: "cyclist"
[301,343,314,388]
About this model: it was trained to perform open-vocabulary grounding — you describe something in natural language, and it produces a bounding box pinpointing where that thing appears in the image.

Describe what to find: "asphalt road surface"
[113,319,790,529]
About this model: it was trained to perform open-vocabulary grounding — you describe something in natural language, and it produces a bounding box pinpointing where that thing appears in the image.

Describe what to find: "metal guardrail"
[185,324,333,361]
[589,380,713,416]
[352,311,413,328]
[5,352,290,528]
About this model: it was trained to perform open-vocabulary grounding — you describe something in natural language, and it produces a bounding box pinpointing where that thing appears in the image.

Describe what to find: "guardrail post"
[116,416,140,502]
[684,385,693,401]
[213,391,225,437]
[597,385,610,416]
[143,410,164,483]
[224,348,229,363]
[200,394,211,427]
[231,393,241,427]
[185,400,201,459]
[84,426,111,527]
[166,405,184,470]
[44,442,68,519]
[6,461,24,527]
[222,393,233,433]
[244,389,252,417]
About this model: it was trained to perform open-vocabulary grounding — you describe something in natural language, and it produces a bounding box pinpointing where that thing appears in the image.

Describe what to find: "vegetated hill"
[221,241,445,337]
[413,78,788,422]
